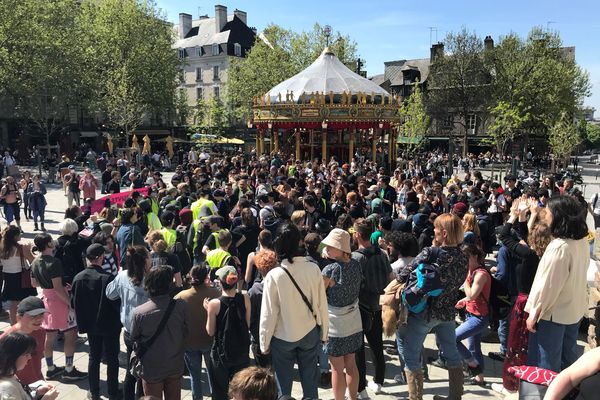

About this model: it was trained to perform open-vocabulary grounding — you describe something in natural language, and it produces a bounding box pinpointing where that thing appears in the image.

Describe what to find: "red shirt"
[466,268,491,317]
[0,326,45,384]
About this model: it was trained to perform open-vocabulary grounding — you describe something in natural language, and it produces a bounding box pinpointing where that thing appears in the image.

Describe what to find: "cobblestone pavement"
[0,161,597,399]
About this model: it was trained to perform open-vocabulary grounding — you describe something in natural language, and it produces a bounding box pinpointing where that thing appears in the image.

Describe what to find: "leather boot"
[405,369,424,400]
[41,223,46,231]
[433,366,464,400]
[34,222,39,231]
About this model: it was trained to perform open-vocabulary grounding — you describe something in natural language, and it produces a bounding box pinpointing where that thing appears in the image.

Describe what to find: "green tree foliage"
[581,121,600,147]
[426,28,492,156]
[228,23,358,122]
[489,28,590,133]
[486,101,528,155]
[79,0,179,143]
[0,0,85,153]
[204,96,229,136]
[174,88,190,127]
[398,81,429,151]
[548,112,581,163]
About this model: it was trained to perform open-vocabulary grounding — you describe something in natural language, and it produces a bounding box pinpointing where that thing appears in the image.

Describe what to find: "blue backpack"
[402,247,444,313]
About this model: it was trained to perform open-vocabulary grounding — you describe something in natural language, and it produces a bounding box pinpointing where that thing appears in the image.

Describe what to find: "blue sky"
[157,0,600,114]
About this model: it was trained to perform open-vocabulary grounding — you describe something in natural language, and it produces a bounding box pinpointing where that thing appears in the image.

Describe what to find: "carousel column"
[310,130,314,161]
[295,129,301,161]
[372,128,377,163]
[322,128,327,163]
[349,128,355,163]
[258,129,264,155]
[274,129,279,153]
[269,129,274,154]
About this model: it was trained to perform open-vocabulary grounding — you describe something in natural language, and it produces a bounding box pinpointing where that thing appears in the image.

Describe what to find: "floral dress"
[322,259,363,357]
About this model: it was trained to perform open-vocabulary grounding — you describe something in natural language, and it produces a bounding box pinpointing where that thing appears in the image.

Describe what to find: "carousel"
[251,47,402,168]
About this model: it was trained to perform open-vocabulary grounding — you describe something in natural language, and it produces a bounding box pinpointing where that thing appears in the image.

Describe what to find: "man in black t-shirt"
[107,171,121,194]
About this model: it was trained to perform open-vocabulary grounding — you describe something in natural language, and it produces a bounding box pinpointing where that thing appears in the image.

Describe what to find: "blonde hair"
[462,213,480,237]
[434,213,464,247]
[290,210,305,227]
[145,230,168,253]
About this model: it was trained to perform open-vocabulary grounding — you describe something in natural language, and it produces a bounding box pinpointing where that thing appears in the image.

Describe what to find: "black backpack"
[55,237,86,284]
[213,293,250,365]
[480,267,512,320]
[172,228,192,277]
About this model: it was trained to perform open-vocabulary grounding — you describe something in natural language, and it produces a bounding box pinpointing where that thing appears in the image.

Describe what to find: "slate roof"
[174,15,233,48]
[383,58,430,86]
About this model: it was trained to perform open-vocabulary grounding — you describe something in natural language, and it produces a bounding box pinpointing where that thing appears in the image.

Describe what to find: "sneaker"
[385,347,398,355]
[62,367,88,381]
[428,356,448,369]
[491,382,516,396]
[357,389,370,400]
[87,392,101,400]
[393,373,406,384]
[488,351,506,362]
[367,381,383,395]
[45,365,65,380]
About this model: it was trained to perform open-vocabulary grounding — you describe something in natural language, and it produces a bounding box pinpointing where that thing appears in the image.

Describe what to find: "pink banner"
[90,187,151,214]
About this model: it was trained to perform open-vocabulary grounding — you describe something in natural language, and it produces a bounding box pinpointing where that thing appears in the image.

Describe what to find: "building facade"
[174,5,256,110]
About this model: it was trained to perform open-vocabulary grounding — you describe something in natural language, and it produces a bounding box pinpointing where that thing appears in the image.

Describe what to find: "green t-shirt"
[31,255,64,289]
[370,230,383,246]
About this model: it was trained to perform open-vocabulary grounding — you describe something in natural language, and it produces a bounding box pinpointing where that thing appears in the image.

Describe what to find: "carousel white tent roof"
[264,48,391,104]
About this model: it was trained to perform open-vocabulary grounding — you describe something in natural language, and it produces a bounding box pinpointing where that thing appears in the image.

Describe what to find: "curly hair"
[254,249,278,278]
[528,209,552,257]
[145,230,168,253]
[0,225,21,259]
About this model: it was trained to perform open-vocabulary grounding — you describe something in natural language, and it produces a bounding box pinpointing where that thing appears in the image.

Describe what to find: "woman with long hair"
[233,208,261,288]
[0,226,36,324]
[19,171,32,222]
[244,230,273,288]
[26,175,47,231]
[105,245,151,400]
[0,332,58,399]
[525,195,590,372]
[492,198,553,395]
[462,213,482,249]
[397,213,468,400]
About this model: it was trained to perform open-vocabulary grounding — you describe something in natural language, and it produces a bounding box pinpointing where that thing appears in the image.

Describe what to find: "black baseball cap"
[17,296,48,316]
[86,243,106,260]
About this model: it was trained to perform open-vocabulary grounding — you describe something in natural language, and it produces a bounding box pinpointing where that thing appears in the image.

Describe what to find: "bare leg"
[63,328,77,360]
[45,330,58,359]
[344,353,360,400]
[330,356,347,400]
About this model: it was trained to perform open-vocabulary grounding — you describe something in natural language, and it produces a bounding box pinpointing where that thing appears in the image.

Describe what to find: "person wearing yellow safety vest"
[191,206,216,264]
[191,188,217,221]
[139,199,162,232]
[205,230,240,281]
[201,216,226,256]
[159,211,178,250]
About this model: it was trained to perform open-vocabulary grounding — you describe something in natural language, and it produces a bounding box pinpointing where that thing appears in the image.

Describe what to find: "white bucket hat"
[321,228,352,254]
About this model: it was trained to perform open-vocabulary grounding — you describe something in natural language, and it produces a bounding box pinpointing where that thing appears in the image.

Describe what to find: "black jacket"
[71,266,122,335]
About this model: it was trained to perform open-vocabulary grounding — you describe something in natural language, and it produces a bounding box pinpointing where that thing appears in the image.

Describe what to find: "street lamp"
[378,121,384,129]
[267,122,273,129]
[322,120,328,130]
[247,120,253,129]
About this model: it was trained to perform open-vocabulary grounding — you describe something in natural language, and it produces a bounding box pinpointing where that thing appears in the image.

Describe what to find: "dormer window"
[196,47,203,57]
[212,43,219,56]
[234,43,242,57]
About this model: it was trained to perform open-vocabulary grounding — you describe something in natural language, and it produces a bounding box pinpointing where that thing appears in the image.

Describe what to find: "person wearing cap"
[452,202,468,220]
[205,230,239,280]
[0,296,48,385]
[71,244,121,400]
[205,265,251,400]
[321,229,363,400]
[63,166,81,207]
[201,215,226,256]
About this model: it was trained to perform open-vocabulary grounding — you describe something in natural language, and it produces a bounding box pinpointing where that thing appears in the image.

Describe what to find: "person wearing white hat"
[321,228,363,400]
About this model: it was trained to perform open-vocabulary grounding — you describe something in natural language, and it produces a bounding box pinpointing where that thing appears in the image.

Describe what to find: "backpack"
[213,293,250,365]
[402,247,443,314]
[484,267,512,320]
[172,228,192,277]
[55,237,86,284]
[477,215,496,254]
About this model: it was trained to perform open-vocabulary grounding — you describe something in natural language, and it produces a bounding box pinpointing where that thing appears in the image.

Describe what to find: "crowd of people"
[0,147,597,400]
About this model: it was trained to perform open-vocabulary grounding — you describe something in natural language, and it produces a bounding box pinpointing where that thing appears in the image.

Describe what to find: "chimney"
[430,42,444,62]
[233,9,247,25]
[199,14,209,20]
[179,13,192,40]
[484,35,494,51]
[215,5,227,33]
[251,27,257,35]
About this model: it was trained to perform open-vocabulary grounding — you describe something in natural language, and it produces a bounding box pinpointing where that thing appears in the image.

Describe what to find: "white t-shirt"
[0,253,24,274]
[488,193,506,213]
[590,192,600,215]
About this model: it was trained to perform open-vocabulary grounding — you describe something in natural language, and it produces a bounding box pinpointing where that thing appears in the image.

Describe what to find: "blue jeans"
[184,348,212,400]
[498,316,510,355]
[527,318,581,372]
[270,326,320,399]
[455,314,489,367]
[397,312,461,372]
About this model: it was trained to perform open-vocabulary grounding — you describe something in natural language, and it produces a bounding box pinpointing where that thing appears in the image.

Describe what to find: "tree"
[548,112,581,166]
[490,28,590,136]
[174,88,190,127]
[398,80,429,151]
[0,0,86,154]
[426,28,493,156]
[581,121,600,147]
[227,23,358,123]
[204,96,229,136]
[79,0,179,145]
[485,100,528,155]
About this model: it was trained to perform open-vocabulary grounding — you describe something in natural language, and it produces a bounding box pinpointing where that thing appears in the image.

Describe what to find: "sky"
[157,0,600,114]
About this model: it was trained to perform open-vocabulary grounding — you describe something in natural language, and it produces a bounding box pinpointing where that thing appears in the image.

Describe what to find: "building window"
[178,48,186,59]
[196,67,202,82]
[196,87,203,100]
[196,47,203,57]
[213,86,220,99]
[467,114,477,133]
[212,43,219,56]
[234,43,242,57]
[443,114,453,129]
[213,65,219,81]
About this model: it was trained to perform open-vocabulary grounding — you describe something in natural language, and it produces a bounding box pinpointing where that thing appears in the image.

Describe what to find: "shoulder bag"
[18,245,33,289]
[279,265,320,329]
[130,299,176,379]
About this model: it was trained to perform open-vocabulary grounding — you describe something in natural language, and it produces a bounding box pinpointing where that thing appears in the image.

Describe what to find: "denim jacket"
[105,270,148,332]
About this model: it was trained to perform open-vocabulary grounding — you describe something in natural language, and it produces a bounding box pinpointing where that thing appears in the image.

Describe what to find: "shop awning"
[397,135,424,144]
[131,130,170,136]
